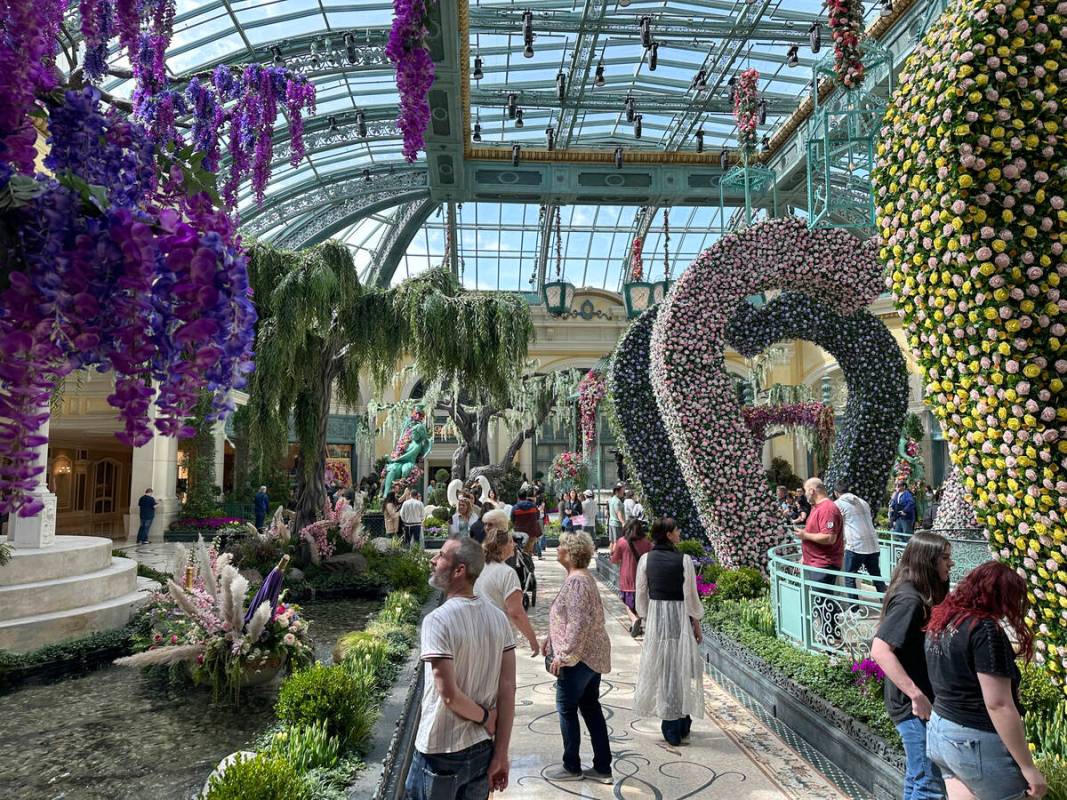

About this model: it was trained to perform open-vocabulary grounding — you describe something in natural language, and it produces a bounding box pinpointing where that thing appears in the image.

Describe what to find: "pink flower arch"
[650,217,882,570]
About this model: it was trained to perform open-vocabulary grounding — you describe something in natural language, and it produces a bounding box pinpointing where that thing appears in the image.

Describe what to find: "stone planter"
[240,653,287,687]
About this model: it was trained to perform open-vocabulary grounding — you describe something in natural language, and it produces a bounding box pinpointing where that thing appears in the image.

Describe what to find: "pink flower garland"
[732,68,760,152]
[386,0,435,163]
[742,402,836,453]
[550,451,588,484]
[630,237,645,282]
[577,369,607,458]
[649,217,882,571]
[827,0,865,88]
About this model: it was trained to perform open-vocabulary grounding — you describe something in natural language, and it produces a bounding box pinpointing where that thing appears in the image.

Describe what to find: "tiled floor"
[499,550,846,799]
[114,541,183,574]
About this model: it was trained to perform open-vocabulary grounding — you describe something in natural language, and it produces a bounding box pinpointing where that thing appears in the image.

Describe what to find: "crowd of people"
[399,470,1047,800]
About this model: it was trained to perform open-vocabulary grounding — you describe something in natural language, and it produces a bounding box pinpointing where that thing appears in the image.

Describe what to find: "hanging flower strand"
[827,0,865,88]
[630,236,644,282]
[387,0,436,162]
[554,205,563,279]
[662,209,671,280]
[732,68,760,153]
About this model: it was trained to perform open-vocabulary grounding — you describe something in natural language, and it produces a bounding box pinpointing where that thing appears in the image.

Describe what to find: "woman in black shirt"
[871,531,952,800]
[924,561,1046,800]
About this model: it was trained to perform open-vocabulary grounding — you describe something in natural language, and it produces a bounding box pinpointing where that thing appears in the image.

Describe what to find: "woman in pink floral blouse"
[540,530,613,784]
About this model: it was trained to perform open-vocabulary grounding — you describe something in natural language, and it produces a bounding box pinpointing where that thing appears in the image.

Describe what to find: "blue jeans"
[136,517,153,544]
[404,740,493,800]
[926,713,1028,800]
[893,518,915,535]
[534,533,544,557]
[896,717,945,800]
[556,661,612,775]
[844,550,886,592]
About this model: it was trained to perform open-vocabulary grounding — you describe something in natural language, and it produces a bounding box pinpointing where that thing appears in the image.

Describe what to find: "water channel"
[0,598,379,800]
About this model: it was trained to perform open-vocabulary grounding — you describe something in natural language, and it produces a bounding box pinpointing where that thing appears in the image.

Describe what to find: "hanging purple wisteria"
[76,0,316,207]
[386,0,436,162]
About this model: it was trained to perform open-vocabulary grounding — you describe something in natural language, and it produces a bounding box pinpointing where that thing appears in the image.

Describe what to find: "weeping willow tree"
[247,242,534,532]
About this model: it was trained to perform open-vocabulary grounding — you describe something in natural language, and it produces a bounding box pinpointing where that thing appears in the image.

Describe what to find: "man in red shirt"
[800,477,844,585]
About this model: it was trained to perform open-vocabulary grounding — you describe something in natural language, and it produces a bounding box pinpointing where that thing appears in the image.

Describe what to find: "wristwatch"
[478,704,490,725]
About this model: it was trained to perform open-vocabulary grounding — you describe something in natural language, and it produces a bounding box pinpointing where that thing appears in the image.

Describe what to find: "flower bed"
[872,0,1066,679]
[649,217,885,570]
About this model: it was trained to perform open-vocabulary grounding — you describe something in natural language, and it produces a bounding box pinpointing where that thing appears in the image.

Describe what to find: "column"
[9,410,58,549]
[128,430,179,542]
[212,421,226,500]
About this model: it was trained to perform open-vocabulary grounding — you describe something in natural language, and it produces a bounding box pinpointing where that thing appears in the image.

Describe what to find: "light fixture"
[506,93,518,119]
[639,16,653,48]
[808,21,822,53]
[760,134,770,153]
[556,71,566,103]
[614,146,623,169]
[594,58,606,87]
[692,69,707,91]
[328,115,339,133]
[633,114,642,139]
[881,0,893,13]
[272,46,285,67]
[356,110,367,138]
[625,95,636,123]
[727,75,737,103]
[310,40,321,69]
[511,144,521,166]
[757,98,767,125]
[787,44,799,67]
[522,9,534,58]
[472,120,482,142]
[719,148,729,169]
[362,168,371,182]
[649,42,659,71]
[515,108,524,128]
[546,126,555,150]
[695,128,704,153]
[473,55,484,80]
[344,33,357,64]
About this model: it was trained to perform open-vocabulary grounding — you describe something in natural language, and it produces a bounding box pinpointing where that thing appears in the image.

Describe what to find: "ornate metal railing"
[769,528,990,658]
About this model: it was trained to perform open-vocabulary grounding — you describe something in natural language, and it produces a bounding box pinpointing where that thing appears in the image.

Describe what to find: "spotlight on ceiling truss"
[594,57,606,87]
[719,149,729,169]
[787,44,799,67]
[639,16,653,48]
[614,146,624,169]
[522,10,535,58]
[328,115,339,133]
[546,126,555,150]
[511,144,521,166]
[473,55,484,80]
[649,42,659,71]
[633,114,643,139]
[691,69,708,91]
[695,128,704,153]
[556,71,566,103]
[472,119,482,142]
[515,108,524,128]
[272,46,285,67]
[625,96,636,123]
[344,33,357,65]
[507,93,518,119]
[356,110,367,138]
[808,21,822,53]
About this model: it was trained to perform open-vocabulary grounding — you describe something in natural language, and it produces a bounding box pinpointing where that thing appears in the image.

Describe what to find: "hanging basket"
[542,281,575,315]
[624,280,672,319]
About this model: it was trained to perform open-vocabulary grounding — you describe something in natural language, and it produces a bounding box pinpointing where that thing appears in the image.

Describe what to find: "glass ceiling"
[88,0,891,291]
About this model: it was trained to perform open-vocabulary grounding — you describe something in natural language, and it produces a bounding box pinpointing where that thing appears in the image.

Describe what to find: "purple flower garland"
[0,88,256,516]
[386,0,435,163]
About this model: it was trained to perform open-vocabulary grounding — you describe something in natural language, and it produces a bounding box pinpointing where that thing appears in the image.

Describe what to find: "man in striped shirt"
[405,536,517,800]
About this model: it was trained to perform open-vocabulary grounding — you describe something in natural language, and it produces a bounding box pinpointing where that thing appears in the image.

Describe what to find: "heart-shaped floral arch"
[649,217,883,570]
[872,0,1065,675]
[725,292,908,515]
[607,306,710,542]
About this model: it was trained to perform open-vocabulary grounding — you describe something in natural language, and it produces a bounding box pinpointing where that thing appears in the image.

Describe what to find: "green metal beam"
[367,198,442,287]
[268,188,433,250]
[473,87,798,116]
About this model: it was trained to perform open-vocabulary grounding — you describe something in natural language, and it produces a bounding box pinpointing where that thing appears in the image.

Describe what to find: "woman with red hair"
[924,561,1046,800]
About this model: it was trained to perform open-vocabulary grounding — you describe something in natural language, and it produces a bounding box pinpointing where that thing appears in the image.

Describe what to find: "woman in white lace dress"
[633,516,705,745]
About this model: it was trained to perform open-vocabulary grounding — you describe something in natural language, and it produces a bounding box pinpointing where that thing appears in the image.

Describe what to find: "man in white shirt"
[623,489,636,521]
[400,490,426,548]
[407,536,516,800]
[834,482,885,593]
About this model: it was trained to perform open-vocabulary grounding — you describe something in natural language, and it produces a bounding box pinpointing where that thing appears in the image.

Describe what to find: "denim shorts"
[405,740,494,800]
[926,713,1028,800]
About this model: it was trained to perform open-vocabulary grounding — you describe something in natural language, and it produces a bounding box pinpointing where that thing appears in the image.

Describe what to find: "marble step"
[0,588,148,654]
[0,536,115,586]
[0,557,137,623]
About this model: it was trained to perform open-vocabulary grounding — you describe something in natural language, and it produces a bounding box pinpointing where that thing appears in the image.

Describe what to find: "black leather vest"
[645,545,685,601]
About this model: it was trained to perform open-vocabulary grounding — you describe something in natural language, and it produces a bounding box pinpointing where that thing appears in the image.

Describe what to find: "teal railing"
[769,529,990,658]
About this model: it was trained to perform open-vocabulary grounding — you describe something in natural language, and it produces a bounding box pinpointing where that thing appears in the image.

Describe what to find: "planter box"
[594,553,904,800]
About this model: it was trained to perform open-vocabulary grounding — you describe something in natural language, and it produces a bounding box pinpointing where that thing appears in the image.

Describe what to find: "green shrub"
[428,505,451,524]
[434,468,451,484]
[701,562,723,583]
[1022,662,1064,718]
[203,753,310,800]
[267,720,341,774]
[1029,699,1067,759]
[364,550,430,600]
[381,590,422,624]
[276,664,377,752]
[712,567,768,602]
[675,540,706,559]
[1038,755,1067,800]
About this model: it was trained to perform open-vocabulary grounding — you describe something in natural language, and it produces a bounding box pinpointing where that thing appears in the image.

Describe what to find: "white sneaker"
[583,769,614,784]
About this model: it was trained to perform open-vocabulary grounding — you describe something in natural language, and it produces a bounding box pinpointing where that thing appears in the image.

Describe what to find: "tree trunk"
[294,361,335,535]
[451,443,469,480]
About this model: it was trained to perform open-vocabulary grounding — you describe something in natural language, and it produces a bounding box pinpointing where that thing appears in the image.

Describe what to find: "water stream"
[0,598,379,800]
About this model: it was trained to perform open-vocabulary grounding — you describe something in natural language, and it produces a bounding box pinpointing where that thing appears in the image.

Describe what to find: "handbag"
[544,641,554,674]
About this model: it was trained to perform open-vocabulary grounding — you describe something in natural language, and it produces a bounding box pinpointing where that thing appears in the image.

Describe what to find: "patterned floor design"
[496,549,848,799]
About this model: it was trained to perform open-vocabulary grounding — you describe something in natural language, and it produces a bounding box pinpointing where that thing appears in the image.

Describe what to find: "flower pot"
[239,652,287,687]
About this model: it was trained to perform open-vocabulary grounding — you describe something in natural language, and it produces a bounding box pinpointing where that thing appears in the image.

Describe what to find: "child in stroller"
[507,531,537,609]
